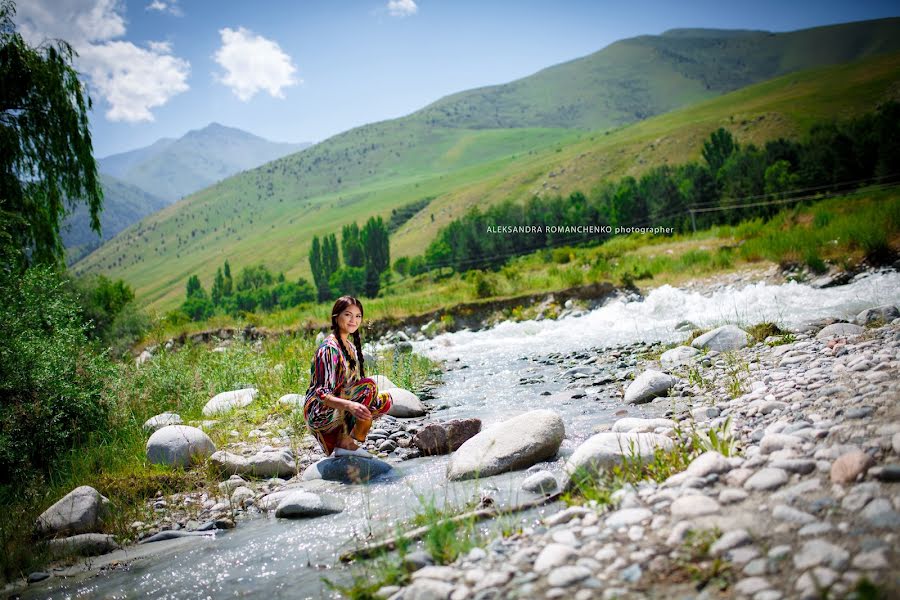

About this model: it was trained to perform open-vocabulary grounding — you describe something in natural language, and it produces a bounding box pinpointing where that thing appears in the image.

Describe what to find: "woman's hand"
[345,401,372,421]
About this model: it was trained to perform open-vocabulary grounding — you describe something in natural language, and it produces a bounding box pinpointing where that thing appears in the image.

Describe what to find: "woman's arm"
[317,391,371,420]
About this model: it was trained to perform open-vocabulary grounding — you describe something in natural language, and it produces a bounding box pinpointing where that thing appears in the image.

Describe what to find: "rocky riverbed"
[381,317,900,600]
[12,269,900,599]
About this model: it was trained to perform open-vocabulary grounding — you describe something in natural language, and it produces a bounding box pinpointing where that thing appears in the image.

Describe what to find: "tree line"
[413,101,900,274]
[308,216,390,301]
[180,259,316,321]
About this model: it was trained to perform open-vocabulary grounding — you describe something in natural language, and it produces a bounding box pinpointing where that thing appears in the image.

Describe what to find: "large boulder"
[562,432,673,490]
[146,425,216,467]
[275,490,343,518]
[371,374,396,391]
[278,393,305,406]
[447,410,565,481]
[35,486,110,537]
[302,456,393,483]
[142,412,182,433]
[202,388,258,416]
[816,323,865,339]
[210,449,296,478]
[659,346,699,369]
[855,304,899,325]
[691,325,750,352]
[48,533,120,558]
[385,388,427,418]
[624,370,676,404]
[413,419,482,456]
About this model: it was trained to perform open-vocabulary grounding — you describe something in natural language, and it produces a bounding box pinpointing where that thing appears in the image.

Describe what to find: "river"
[23,270,900,599]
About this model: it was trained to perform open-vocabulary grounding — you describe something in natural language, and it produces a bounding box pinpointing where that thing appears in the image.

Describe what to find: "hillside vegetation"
[72,20,900,312]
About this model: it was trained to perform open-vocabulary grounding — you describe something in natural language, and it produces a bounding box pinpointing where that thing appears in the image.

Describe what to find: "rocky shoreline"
[377,313,900,599]
[12,268,899,599]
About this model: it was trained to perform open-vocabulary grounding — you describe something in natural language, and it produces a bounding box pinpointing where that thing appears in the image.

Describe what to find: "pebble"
[546,565,590,587]
[744,468,789,491]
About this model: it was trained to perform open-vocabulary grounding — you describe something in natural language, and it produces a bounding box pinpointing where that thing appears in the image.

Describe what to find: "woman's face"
[336,305,362,335]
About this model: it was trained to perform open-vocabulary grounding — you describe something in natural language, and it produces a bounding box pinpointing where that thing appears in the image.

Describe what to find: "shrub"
[0,264,115,483]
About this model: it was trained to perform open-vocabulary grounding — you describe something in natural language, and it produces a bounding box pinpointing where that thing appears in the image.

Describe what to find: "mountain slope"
[99,123,311,202]
[410,17,900,131]
[62,174,168,264]
[72,20,900,311]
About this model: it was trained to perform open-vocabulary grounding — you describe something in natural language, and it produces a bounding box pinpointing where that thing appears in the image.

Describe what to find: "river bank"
[7,268,899,599]
[375,309,900,599]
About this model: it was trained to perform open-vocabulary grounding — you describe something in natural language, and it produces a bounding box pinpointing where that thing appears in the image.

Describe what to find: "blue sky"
[15,0,900,157]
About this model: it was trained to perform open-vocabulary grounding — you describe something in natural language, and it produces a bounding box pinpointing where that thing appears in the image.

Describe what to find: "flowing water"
[25,271,900,599]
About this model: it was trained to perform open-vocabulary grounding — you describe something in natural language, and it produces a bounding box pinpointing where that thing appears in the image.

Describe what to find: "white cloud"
[214,27,299,102]
[387,0,418,17]
[15,0,190,122]
[146,0,183,17]
[80,42,190,121]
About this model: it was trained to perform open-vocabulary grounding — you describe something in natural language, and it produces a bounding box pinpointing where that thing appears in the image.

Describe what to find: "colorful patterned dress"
[303,333,393,455]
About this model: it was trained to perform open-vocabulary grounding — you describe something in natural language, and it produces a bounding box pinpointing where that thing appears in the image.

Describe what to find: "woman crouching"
[303,295,393,457]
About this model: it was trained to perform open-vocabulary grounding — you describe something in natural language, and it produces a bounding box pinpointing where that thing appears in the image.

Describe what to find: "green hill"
[99,123,310,202]
[62,174,168,264]
[72,19,900,312]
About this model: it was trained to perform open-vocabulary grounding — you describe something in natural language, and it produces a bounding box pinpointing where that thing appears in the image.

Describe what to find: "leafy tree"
[764,160,798,198]
[341,222,365,267]
[308,235,331,302]
[185,274,206,299]
[323,233,339,274]
[393,256,410,276]
[361,216,390,273]
[222,259,233,296]
[236,263,273,291]
[0,0,102,267]
[702,127,737,177]
[329,265,365,297]
[211,267,225,305]
[181,295,213,321]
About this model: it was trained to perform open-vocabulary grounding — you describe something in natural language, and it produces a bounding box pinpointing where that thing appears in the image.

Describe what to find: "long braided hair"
[330,295,366,379]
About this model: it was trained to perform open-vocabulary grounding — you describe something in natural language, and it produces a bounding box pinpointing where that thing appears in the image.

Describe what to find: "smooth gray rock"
[855,305,899,325]
[210,449,296,478]
[277,394,305,406]
[521,470,558,494]
[385,387,427,418]
[605,508,651,529]
[146,425,216,467]
[202,388,258,416]
[670,495,720,517]
[562,432,673,489]
[48,533,119,558]
[659,346,700,369]
[624,370,676,404]
[686,451,732,478]
[816,323,864,339]
[691,325,750,352]
[611,417,676,433]
[547,565,590,587]
[275,490,343,518]
[534,543,577,573]
[371,374,396,391]
[142,412,182,432]
[744,468,788,491]
[859,498,900,528]
[711,529,751,556]
[302,456,393,483]
[139,530,215,544]
[447,410,565,481]
[35,486,110,537]
[793,540,849,570]
[402,579,454,600]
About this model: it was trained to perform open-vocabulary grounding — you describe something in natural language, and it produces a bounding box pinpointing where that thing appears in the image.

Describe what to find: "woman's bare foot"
[335,435,359,451]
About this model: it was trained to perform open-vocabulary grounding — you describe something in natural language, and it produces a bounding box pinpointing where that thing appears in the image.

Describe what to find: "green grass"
[73,48,900,313]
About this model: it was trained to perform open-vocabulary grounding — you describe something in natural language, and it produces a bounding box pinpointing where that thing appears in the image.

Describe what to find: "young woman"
[303,295,393,457]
